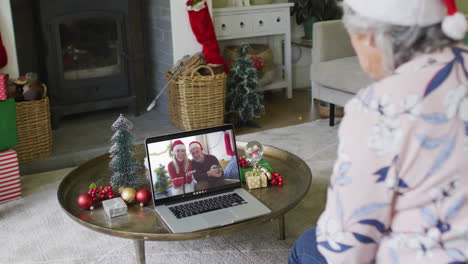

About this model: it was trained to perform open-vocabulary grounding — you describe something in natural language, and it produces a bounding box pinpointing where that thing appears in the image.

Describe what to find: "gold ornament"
[259,166,271,180]
[120,187,136,204]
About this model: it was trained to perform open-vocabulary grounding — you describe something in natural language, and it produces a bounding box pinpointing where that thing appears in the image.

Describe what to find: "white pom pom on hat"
[442,0,468,40]
[344,0,467,40]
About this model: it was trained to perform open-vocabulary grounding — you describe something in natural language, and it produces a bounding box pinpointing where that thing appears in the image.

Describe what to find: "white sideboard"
[213,3,294,98]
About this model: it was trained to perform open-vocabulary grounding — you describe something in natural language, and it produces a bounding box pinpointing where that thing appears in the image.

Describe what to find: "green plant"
[289,0,342,25]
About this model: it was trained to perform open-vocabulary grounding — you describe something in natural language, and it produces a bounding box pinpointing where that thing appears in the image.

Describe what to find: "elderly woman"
[289,0,468,263]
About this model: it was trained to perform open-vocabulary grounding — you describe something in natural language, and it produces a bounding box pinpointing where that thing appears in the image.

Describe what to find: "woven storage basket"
[315,100,344,119]
[167,65,227,131]
[13,84,53,163]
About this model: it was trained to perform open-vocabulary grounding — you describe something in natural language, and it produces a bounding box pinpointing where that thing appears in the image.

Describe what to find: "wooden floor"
[236,88,320,135]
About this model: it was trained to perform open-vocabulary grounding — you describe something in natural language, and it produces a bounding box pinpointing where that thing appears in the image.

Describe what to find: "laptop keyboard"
[168,193,247,219]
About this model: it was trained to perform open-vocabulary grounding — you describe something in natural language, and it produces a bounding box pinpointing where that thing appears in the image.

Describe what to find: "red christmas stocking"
[224,131,235,156]
[0,33,7,68]
[187,1,227,72]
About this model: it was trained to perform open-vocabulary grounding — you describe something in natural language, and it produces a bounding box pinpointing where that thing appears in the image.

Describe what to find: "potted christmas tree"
[226,43,265,128]
[289,0,342,41]
[153,164,170,194]
[109,114,142,190]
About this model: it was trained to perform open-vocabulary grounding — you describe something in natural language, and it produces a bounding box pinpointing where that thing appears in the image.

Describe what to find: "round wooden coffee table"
[57,142,312,263]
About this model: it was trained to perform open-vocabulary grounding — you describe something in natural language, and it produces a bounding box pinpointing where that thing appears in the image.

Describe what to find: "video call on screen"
[147,130,240,200]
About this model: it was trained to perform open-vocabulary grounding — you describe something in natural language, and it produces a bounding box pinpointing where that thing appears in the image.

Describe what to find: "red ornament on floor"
[77,193,93,210]
[136,188,151,206]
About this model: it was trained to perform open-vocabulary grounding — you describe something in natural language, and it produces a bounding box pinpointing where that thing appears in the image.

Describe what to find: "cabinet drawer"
[269,11,289,31]
[252,14,272,33]
[214,15,252,37]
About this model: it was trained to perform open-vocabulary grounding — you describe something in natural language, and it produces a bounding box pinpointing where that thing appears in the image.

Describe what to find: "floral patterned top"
[316,45,468,264]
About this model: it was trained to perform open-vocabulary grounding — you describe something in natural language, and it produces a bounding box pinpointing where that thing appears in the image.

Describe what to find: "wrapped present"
[239,159,272,182]
[0,74,8,101]
[0,149,22,204]
[102,197,128,218]
[0,98,18,151]
[245,167,268,190]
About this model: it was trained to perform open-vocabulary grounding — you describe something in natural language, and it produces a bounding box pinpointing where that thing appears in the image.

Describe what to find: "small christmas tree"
[109,114,142,188]
[153,164,170,194]
[226,43,265,125]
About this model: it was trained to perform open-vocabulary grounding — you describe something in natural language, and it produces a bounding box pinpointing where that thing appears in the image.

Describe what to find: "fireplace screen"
[59,18,121,80]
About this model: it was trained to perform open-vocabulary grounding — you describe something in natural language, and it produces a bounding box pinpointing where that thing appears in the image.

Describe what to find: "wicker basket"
[13,84,53,163]
[168,65,227,131]
[316,100,344,119]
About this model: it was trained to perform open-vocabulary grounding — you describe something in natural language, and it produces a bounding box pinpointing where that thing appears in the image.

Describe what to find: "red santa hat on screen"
[345,0,467,40]
[189,141,203,152]
[171,140,186,153]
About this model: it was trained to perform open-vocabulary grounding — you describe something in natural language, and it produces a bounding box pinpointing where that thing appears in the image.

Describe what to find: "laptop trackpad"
[203,211,237,226]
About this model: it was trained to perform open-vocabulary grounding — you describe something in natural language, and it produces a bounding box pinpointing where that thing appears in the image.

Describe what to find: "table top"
[57,142,312,241]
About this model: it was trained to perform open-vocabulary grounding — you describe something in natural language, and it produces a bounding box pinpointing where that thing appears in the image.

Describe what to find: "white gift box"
[102,197,127,218]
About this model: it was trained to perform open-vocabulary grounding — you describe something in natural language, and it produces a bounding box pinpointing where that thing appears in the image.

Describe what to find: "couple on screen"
[167,140,223,195]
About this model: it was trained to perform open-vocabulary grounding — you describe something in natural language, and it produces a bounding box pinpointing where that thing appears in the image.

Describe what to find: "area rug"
[0,119,339,264]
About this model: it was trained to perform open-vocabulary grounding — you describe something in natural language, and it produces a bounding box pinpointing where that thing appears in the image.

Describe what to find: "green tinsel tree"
[153,164,170,194]
[109,114,142,188]
[226,43,265,124]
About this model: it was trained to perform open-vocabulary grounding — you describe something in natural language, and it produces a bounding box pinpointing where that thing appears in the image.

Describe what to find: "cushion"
[311,56,373,94]
[223,156,239,180]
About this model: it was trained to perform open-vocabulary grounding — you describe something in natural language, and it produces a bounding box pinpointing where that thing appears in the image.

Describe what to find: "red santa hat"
[171,140,186,153]
[345,0,467,40]
[189,141,204,152]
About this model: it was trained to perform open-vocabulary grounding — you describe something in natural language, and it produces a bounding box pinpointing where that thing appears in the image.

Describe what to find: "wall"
[457,0,468,14]
[206,131,231,162]
[0,0,19,76]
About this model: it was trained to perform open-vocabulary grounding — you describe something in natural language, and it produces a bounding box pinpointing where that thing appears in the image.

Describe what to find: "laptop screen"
[145,125,241,204]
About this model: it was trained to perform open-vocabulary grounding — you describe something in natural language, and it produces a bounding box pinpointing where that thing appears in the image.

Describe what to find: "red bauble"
[136,188,152,205]
[77,193,93,210]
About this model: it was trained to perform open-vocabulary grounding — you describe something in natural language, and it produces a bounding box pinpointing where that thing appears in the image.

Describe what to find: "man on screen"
[189,141,224,188]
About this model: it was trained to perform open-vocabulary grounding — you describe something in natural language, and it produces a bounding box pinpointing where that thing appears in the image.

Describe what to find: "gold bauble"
[120,187,136,204]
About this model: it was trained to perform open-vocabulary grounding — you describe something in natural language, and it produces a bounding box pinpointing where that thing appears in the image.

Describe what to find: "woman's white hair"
[342,3,456,71]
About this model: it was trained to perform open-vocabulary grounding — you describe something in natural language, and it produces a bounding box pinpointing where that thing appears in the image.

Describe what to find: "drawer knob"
[240,21,245,28]
[277,17,281,23]
[259,20,263,26]
[222,24,227,31]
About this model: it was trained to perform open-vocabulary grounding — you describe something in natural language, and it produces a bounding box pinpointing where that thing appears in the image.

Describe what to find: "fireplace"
[36,0,147,128]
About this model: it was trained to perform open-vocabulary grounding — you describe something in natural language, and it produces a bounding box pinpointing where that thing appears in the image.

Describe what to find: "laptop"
[145,124,271,233]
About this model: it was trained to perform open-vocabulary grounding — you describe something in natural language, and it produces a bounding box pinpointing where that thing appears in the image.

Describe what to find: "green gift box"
[239,159,273,183]
[0,98,18,151]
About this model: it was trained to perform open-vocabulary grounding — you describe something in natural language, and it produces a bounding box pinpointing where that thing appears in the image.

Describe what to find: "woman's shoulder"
[360,46,466,105]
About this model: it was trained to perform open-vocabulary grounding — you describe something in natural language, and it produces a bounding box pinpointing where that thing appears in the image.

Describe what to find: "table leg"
[133,239,146,264]
[278,214,285,240]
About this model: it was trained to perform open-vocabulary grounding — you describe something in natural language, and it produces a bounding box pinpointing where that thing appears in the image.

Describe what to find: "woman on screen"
[167,140,196,195]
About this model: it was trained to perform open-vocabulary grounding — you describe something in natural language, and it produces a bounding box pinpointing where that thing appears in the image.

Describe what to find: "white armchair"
[310,20,373,126]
